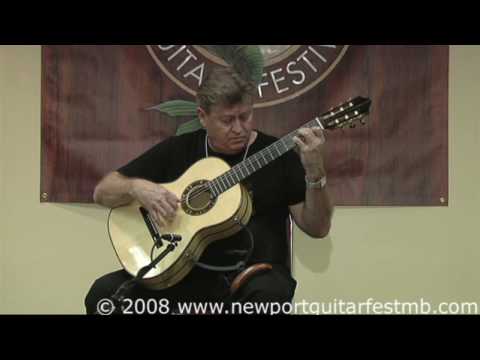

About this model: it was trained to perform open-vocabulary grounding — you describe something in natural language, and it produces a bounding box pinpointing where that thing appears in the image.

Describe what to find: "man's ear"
[198,107,207,127]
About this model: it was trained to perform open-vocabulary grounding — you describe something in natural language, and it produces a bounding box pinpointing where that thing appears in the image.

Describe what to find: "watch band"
[305,176,327,189]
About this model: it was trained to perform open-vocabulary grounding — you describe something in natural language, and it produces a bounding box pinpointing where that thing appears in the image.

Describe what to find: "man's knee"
[84,277,108,315]
[84,271,129,314]
[237,265,297,304]
[255,283,295,303]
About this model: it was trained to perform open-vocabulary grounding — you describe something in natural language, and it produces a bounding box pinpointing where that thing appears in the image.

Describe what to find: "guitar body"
[108,157,253,290]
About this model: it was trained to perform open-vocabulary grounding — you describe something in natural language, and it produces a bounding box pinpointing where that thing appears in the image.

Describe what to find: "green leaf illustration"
[147,100,198,117]
[176,117,204,136]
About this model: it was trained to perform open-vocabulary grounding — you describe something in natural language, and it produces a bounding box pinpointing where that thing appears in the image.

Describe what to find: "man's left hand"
[293,127,327,180]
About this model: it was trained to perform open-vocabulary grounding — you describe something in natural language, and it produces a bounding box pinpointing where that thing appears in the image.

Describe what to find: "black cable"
[195,219,254,273]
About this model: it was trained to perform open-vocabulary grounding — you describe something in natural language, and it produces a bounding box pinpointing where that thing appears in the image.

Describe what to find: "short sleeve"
[117,137,176,183]
[283,150,306,206]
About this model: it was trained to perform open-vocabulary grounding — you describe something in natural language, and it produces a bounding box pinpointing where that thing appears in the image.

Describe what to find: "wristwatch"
[305,175,327,189]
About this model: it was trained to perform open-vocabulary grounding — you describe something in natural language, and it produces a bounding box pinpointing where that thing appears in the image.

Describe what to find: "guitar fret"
[271,147,277,159]
[254,158,261,169]
[208,182,217,197]
[250,157,260,171]
[273,145,280,157]
[273,144,282,157]
[241,163,251,176]
[219,176,227,191]
[265,149,273,162]
[260,151,268,164]
[244,159,252,173]
[211,180,220,196]
[267,147,275,160]
[233,170,241,183]
[238,166,246,179]
[225,174,233,188]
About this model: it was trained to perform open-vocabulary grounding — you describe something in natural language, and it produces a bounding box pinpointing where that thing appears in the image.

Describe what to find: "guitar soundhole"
[181,180,217,216]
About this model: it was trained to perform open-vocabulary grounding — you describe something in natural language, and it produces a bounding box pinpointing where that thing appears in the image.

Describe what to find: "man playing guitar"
[85,66,333,315]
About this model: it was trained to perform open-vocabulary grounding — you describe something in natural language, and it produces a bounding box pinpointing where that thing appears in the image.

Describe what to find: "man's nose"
[232,119,243,133]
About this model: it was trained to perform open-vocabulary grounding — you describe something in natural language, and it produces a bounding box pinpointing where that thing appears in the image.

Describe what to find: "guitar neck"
[208,117,325,198]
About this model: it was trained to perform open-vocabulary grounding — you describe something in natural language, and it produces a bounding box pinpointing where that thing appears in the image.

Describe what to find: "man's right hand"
[129,179,181,228]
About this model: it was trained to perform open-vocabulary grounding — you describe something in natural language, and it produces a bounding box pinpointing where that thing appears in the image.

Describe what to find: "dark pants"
[85,264,297,315]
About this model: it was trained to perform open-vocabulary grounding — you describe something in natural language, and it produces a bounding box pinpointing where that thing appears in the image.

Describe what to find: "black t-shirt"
[117,129,306,266]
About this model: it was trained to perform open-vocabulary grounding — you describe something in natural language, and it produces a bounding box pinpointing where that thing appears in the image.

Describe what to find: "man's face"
[199,101,255,155]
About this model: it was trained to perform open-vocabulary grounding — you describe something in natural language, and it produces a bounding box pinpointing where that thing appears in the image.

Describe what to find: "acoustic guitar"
[108,97,372,290]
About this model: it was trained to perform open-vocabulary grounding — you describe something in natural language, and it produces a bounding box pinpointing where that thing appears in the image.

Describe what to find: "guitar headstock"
[320,97,372,130]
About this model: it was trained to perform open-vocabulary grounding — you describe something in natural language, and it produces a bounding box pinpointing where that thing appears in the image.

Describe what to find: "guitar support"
[99,235,182,315]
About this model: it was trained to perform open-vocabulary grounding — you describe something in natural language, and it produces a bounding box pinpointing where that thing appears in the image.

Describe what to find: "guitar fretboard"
[208,117,323,198]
